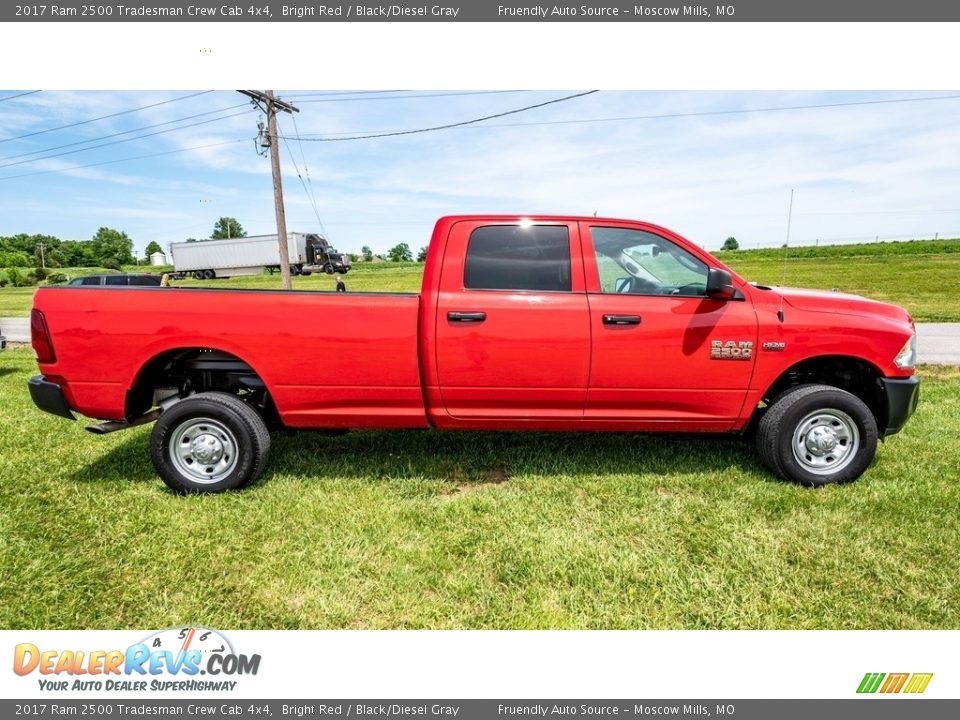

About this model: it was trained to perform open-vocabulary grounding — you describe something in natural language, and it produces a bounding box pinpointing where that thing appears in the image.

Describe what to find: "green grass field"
[717,253,960,323]
[1,345,958,629]
[2,240,958,320]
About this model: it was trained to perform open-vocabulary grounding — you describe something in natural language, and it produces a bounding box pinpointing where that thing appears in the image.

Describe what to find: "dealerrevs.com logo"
[13,627,261,692]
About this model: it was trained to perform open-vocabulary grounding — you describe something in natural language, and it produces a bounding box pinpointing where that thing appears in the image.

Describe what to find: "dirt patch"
[443,467,511,497]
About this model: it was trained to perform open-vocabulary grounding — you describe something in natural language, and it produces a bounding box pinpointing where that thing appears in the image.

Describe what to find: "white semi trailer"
[170,233,351,279]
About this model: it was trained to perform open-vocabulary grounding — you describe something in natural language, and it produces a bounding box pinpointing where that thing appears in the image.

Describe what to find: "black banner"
[3,700,959,719]
[5,0,960,22]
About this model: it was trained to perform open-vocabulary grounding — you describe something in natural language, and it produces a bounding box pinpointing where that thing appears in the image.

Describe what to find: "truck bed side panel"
[34,287,427,428]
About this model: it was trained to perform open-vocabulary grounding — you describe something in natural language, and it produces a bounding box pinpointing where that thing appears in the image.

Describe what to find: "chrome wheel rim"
[791,408,860,475]
[169,417,239,484]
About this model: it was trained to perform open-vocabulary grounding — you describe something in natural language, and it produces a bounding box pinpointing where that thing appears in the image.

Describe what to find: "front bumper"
[28,375,75,420]
[880,375,920,437]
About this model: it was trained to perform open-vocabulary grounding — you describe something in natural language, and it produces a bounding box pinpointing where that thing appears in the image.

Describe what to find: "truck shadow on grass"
[70,427,771,491]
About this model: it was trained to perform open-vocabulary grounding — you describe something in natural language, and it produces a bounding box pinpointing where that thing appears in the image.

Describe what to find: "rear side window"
[80,276,101,286]
[464,225,571,292]
[104,275,126,286]
[128,276,159,286]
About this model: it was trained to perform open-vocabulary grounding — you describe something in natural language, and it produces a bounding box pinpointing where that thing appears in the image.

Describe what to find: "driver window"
[590,226,708,297]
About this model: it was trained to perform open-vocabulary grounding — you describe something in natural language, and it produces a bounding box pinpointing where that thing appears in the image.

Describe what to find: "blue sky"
[0,89,958,256]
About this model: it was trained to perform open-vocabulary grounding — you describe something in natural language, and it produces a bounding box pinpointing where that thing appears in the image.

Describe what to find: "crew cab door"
[434,220,590,420]
[582,222,757,428]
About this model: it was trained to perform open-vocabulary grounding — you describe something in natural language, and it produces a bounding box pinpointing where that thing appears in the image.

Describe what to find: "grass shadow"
[69,425,768,490]
[70,432,159,485]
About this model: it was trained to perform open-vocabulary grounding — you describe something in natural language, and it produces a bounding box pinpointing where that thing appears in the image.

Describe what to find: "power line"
[0,138,246,182]
[283,90,411,98]
[0,103,251,163]
[279,117,326,233]
[296,93,960,137]
[0,110,252,170]
[292,90,530,103]
[287,90,599,142]
[0,90,42,103]
[289,113,329,237]
[0,90,215,145]
[473,92,960,130]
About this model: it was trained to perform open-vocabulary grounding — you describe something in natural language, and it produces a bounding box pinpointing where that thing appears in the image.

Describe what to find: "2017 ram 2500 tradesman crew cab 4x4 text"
[28,215,920,493]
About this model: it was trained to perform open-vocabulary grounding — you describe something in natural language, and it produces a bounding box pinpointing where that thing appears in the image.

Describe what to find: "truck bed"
[34,286,428,428]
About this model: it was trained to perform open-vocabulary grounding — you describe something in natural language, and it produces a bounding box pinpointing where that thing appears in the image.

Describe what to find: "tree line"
[0,217,253,275]
[0,228,137,270]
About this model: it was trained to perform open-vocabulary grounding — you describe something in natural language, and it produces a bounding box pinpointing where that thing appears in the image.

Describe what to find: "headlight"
[894,333,918,369]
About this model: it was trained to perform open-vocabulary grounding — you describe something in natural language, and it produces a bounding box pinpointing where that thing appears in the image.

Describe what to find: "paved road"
[917,324,960,365]
[3,317,960,364]
[2,317,28,344]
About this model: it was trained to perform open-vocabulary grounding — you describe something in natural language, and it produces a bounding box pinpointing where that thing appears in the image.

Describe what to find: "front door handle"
[602,314,641,326]
[447,311,487,323]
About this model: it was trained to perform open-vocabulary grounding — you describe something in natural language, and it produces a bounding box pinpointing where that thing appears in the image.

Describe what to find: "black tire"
[757,384,878,487]
[291,265,301,276]
[150,392,271,494]
[193,271,204,280]
[323,263,333,274]
[202,269,216,280]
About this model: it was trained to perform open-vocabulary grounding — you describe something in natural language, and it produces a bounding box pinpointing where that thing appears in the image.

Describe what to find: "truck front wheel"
[757,384,878,486]
[150,392,271,494]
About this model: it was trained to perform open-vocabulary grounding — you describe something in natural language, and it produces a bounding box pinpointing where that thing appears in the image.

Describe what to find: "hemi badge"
[762,341,786,352]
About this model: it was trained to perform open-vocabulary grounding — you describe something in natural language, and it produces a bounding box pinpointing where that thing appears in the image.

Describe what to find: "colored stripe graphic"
[857,672,932,694]
[880,673,909,693]
[857,673,885,693]
[904,673,934,694]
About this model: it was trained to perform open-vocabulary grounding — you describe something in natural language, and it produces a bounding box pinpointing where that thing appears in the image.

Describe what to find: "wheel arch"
[757,354,887,431]
[125,346,272,422]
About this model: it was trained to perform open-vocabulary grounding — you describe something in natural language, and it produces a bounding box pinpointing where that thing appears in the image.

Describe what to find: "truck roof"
[436,214,656,224]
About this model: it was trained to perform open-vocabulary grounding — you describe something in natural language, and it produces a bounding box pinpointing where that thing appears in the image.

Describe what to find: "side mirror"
[706,267,736,300]
[614,277,631,294]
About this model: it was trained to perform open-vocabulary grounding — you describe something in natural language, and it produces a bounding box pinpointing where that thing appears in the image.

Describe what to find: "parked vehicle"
[169,232,351,280]
[67,273,163,287]
[1,324,5,350]
[28,215,919,493]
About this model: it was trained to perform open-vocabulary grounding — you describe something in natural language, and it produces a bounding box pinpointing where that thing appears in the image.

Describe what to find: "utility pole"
[38,242,46,269]
[239,90,300,290]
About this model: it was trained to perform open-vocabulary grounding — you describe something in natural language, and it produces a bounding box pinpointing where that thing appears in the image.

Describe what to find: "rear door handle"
[447,311,486,323]
[602,314,641,326]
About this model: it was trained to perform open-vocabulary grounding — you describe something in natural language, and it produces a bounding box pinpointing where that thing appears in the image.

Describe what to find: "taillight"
[31,309,56,364]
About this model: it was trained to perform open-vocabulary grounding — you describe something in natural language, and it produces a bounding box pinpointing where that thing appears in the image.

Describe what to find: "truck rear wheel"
[757,384,877,486]
[150,392,271,494]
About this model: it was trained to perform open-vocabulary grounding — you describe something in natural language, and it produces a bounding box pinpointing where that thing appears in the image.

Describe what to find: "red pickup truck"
[29,215,919,493]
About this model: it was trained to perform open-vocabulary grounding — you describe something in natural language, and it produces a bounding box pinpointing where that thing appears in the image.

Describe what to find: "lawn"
[718,253,960,323]
[2,244,959,321]
[1,345,958,629]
